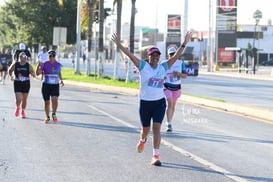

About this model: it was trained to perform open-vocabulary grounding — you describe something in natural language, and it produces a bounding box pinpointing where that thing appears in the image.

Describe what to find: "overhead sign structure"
[166,14,181,58]
[167,14,181,33]
[219,0,236,12]
[53,27,67,46]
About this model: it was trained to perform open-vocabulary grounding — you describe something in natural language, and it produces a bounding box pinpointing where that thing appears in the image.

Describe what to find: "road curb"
[180,95,273,123]
[64,80,273,123]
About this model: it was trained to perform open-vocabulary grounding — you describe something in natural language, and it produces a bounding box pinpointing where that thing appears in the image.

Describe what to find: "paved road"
[59,59,273,111]
[182,74,273,110]
[1,78,273,182]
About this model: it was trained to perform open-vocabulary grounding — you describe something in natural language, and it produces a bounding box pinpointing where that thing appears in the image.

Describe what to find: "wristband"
[182,44,186,48]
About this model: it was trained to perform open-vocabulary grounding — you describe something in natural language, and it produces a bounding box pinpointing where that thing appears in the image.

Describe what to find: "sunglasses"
[21,55,27,58]
[49,55,56,57]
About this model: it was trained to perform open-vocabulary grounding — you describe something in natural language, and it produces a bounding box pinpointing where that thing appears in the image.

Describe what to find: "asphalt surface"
[62,67,273,123]
[1,66,273,182]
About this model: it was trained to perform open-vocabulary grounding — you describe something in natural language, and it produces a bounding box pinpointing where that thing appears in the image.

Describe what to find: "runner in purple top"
[36,50,64,124]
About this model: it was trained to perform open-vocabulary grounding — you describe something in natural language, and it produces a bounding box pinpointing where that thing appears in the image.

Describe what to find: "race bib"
[17,76,29,81]
[169,75,180,82]
[45,75,59,84]
[148,77,164,88]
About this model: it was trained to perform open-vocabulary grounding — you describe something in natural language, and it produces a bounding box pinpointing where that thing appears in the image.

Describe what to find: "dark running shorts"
[0,66,8,71]
[14,80,30,93]
[42,83,60,101]
[139,98,166,127]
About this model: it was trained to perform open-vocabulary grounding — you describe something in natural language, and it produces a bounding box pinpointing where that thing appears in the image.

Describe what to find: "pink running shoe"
[136,138,147,153]
[21,111,26,118]
[44,116,50,124]
[15,108,20,117]
[151,155,161,166]
[52,113,58,123]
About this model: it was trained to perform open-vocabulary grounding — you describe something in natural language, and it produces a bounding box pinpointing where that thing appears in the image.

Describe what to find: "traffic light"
[94,10,99,23]
[93,1,99,24]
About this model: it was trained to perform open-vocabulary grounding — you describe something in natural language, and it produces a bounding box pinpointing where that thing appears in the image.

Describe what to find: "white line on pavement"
[88,104,249,182]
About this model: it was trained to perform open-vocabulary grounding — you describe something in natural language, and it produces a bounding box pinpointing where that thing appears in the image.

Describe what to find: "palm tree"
[98,0,104,77]
[113,0,122,80]
[129,0,136,54]
[86,0,96,76]
[126,0,136,82]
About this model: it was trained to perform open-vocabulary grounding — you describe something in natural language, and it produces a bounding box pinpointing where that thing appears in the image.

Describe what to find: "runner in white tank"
[111,32,192,166]
[163,47,188,132]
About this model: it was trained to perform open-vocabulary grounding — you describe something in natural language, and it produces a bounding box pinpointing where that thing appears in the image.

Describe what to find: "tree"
[129,0,136,54]
[0,0,77,48]
[126,0,136,82]
[113,0,122,80]
[86,0,96,76]
[98,0,105,77]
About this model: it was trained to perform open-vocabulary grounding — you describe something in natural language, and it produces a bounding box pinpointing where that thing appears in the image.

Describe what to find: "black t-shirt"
[14,62,30,79]
[0,54,8,67]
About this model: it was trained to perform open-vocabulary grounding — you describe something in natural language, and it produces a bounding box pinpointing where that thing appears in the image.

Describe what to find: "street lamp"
[253,9,262,48]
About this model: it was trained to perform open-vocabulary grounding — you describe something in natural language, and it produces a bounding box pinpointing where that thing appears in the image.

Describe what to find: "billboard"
[218,48,234,62]
[167,15,181,33]
[166,15,182,58]
[217,0,237,63]
[219,0,236,13]
[217,0,237,32]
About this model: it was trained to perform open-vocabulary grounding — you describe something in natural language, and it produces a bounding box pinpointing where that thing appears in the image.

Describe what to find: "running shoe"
[151,155,161,166]
[52,113,58,123]
[15,108,20,117]
[21,110,26,118]
[166,124,173,132]
[136,138,146,153]
[44,116,50,124]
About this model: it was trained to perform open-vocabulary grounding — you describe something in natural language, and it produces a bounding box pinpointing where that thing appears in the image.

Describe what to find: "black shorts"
[14,80,30,93]
[0,66,8,72]
[139,98,166,127]
[42,83,60,101]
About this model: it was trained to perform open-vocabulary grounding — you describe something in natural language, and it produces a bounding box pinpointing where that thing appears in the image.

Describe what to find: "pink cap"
[147,47,161,55]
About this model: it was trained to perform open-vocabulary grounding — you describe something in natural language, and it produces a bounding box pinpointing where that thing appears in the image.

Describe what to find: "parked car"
[260,58,273,66]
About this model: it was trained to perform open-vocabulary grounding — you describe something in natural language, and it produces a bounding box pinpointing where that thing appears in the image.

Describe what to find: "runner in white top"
[163,47,188,132]
[111,32,192,166]
[37,46,48,64]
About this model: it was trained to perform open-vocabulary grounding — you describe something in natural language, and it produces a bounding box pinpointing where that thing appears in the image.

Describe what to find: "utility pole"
[183,0,188,38]
[207,0,213,72]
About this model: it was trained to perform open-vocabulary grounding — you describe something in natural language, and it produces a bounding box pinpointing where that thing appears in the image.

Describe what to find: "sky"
[105,0,273,32]
[1,0,272,32]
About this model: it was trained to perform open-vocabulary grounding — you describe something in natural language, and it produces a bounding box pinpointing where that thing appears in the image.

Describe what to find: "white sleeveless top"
[138,60,168,101]
[165,59,184,85]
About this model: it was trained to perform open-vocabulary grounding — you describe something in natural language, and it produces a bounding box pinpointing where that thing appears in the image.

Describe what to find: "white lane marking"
[89,105,137,129]
[89,105,249,182]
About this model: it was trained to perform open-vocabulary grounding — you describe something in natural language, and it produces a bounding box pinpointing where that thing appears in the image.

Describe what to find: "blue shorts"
[139,98,166,127]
